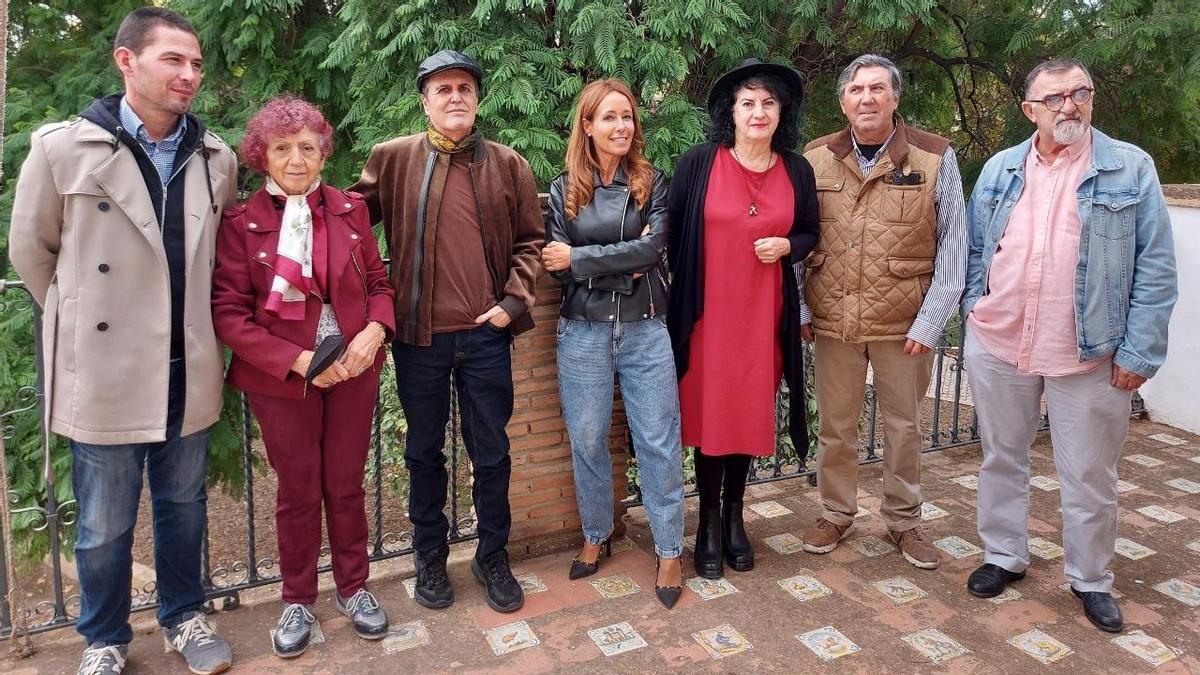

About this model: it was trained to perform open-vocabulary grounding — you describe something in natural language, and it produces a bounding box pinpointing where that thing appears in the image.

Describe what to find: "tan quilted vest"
[802,119,949,342]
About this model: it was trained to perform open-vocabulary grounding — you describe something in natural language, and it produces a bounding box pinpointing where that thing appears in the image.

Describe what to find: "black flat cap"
[417,49,484,94]
[707,57,804,111]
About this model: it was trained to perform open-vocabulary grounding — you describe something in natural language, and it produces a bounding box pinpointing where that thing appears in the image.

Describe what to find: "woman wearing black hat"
[666,58,820,579]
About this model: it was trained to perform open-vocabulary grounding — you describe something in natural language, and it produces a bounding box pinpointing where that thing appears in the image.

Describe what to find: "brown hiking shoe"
[888,526,940,569]
[802,518,855,554]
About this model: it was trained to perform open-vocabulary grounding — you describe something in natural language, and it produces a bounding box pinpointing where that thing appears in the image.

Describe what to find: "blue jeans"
[557,317,684,558]
[71,427,211,646]
[392,324,514,561]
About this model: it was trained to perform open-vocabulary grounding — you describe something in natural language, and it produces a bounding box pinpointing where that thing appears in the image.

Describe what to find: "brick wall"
[505,207,630,558]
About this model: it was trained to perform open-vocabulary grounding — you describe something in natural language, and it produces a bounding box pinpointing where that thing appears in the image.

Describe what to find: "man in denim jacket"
[961,58,1177,633]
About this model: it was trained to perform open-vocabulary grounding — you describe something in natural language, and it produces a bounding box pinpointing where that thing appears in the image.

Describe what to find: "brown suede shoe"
[888,526,940,569]
[802,518,855,554]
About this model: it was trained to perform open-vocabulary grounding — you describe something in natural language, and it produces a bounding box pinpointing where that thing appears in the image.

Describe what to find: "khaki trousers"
[814,335,933,530]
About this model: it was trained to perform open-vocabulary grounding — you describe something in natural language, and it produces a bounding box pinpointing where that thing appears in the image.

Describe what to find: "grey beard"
[1053,119,1087,145]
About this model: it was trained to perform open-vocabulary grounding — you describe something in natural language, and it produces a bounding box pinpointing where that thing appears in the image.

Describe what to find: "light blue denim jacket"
[962,127,1177,378]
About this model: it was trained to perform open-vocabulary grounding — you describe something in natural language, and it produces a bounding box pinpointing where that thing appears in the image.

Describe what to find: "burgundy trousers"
[248,370,377,604]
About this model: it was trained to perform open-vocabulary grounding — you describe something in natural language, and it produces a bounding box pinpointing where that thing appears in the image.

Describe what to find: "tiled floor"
[8,419,1200,673]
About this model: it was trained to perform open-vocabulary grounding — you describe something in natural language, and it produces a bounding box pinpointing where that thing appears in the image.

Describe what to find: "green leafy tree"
[2,0,1198,564]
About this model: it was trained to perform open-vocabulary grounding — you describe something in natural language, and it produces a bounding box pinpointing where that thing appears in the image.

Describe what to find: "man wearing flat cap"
[800,54,967,570]
[352,49,544,613]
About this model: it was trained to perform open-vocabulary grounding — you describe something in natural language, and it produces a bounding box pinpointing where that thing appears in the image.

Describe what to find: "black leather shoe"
[722,500,754,572]
[693,506,723,579]
[1071,587,1124,633]
[413,546,454,609]
[568,539,612,580]
[472,550,524,613]
[966,563,1026,598]
[654,557,683,609]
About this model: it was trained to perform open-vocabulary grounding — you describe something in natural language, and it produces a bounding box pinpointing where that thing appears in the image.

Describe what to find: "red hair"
[239,95,334,174]
[564,79,653,220]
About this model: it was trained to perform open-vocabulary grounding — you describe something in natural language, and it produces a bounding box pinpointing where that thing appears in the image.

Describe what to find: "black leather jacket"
[547,165,669,322]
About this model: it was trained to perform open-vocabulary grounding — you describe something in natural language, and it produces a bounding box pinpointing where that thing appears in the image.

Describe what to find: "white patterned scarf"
[263,177,321,320]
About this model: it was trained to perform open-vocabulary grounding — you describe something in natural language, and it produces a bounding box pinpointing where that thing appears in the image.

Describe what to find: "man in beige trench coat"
[8,8,238,675]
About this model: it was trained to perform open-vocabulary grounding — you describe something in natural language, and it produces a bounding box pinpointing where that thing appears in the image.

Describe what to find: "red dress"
[679,147,794,456]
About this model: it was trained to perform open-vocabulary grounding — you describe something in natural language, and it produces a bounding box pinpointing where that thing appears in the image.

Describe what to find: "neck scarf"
[427,126,483,155]
[263,177,321,320]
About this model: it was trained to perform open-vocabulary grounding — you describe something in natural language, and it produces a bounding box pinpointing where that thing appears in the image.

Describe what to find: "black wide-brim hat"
[417,49,484,94]
[706,57,804,111]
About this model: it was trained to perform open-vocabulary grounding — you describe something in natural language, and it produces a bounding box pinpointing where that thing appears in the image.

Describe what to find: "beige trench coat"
[9,117,238,444]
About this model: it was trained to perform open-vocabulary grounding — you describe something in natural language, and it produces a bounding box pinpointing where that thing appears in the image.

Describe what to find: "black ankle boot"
[722,500,754,571]
[694,505,723,579]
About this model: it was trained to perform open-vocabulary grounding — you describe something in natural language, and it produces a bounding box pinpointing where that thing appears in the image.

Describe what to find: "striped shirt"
[801,129,968,348]
[119,96,187,186]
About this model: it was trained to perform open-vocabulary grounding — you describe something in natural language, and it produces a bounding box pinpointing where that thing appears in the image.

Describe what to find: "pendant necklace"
[730,147,773,216]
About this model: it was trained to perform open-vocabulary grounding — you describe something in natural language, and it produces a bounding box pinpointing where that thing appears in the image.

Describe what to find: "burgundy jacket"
[212,183,396,399]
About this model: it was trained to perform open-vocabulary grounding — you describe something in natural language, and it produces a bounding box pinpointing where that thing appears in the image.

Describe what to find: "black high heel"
[569,538,612,580]
[655,557,683,609]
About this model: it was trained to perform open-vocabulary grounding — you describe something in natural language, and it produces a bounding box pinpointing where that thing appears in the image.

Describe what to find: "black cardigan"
[665,142,820,455]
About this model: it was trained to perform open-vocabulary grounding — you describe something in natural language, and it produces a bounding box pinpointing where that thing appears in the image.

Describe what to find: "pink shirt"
[969,131,1107,376]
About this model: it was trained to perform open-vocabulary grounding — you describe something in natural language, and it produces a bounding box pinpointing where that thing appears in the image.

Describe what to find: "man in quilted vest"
[799,54,967,570]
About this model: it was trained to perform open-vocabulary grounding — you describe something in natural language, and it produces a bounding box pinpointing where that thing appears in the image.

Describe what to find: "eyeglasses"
[1025,86,1093,112]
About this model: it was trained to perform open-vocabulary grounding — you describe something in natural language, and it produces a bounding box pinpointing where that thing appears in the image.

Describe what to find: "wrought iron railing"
[0,277,1145,637]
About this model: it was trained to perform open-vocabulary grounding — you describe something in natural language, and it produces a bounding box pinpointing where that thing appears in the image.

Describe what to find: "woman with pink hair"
[211,95,395,658]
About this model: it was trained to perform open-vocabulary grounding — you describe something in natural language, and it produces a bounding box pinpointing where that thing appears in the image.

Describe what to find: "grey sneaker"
[336,588,389,640]
[271,603,315,659]
[162,611,232,674]
[78,644,127,675]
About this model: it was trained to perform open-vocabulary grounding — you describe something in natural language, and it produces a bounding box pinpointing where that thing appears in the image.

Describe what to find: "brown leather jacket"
[351,133,545,346]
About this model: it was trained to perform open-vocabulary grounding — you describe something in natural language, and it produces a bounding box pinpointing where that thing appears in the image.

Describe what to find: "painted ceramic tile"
[1008,629,1072,664]
[611,537,639,552]
[933,535,983,559]
[484,621,540,656]
[1153,578,1200,607]
[747,500,792,518]
[516,573,548,594]
[686,576,739,601]
[778,575,833,602]
[987,587,1022,604]
[1112,630,1180,667]
[763,532,806,555]
[848,535,896,558]
[1029,475,1060,491]
[903,628,969,664]
[797,626,860,661]
[1028,537,1065,560]
[1058,583,1123,599]
[1116,479,1139,493]
[1186,540,1200,555]
[1137,505,1187,523]
[950,474,979,490]
[921,502,950,521]
[1148,433,1188,446]
[1165,477,1200,494]
[270,618,324,653]
[683,535,696,551]
[1114,537,1156,560]
[587,622,647,657]
[590,574,641,599]
[381,620,431,654]
[403,577,416,599]
[1125,454,1166,467]
[872,576,928,604]
[692,624,752,660]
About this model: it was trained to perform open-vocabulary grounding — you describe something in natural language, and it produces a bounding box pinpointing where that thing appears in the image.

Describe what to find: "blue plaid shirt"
[119,96,187,186]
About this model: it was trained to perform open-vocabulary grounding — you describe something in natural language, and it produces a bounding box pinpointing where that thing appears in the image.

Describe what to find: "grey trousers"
[965,328,1131,592]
